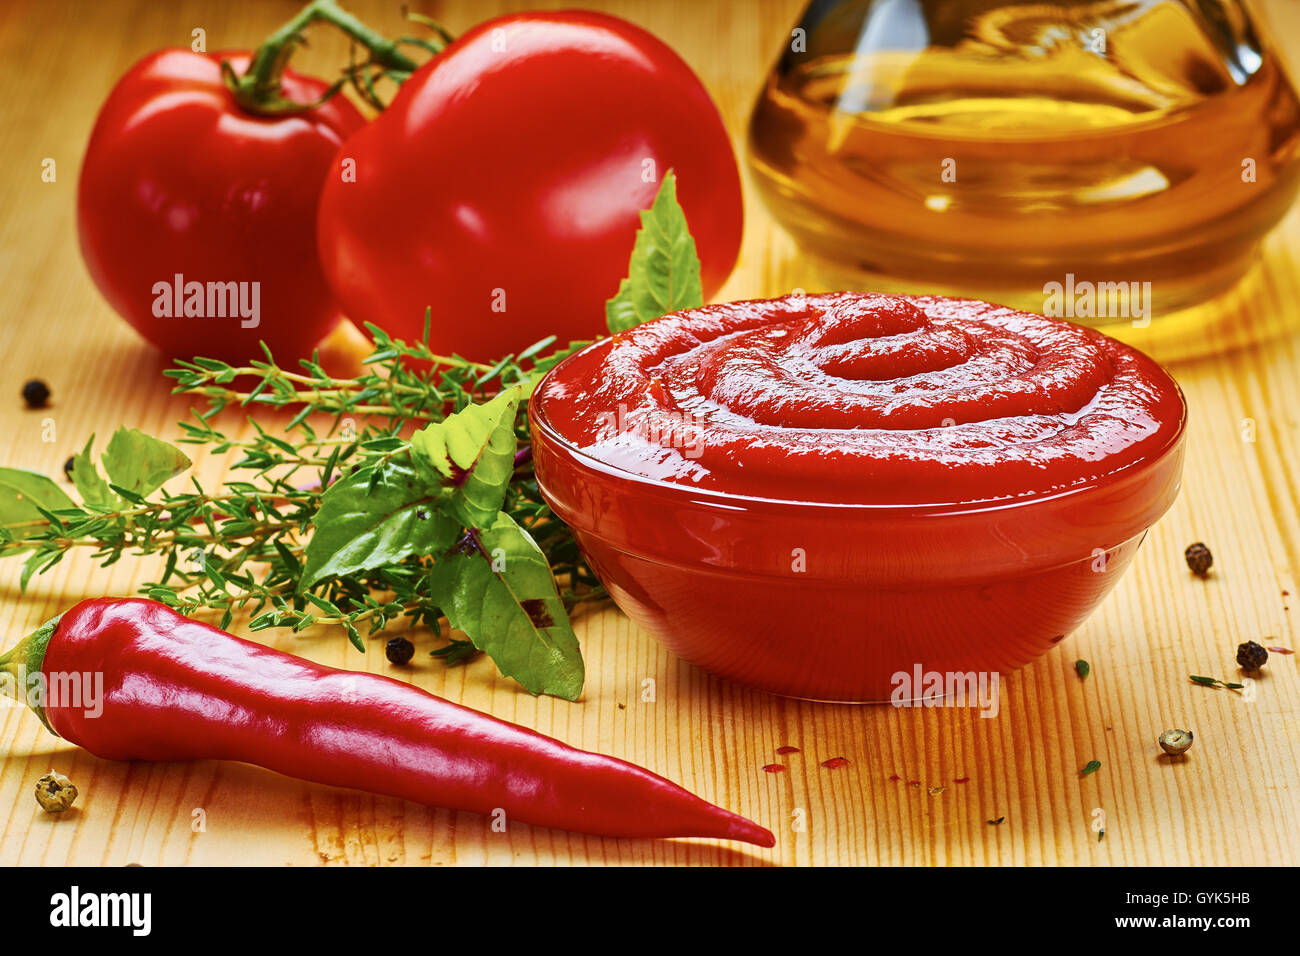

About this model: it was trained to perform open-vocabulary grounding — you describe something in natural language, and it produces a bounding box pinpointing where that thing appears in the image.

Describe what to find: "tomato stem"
[225,0,420,116]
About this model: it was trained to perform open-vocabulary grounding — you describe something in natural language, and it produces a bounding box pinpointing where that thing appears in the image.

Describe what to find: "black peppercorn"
[1236,640,1268,672]
[385,636,415,666]
[21,379,50,409]
[1184,542,1212,577]
[62,456,76,481]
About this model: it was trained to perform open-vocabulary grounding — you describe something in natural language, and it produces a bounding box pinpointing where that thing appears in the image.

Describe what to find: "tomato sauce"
[530,293,1186,700]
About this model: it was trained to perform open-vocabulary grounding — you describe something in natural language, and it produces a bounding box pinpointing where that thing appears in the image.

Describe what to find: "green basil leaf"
[70,435,120,510]
[410,388,519,529]
[605,170,704,334]
[300,457,460,589]
[427,512,583,700]
[102,427,191,498]
[0,467,77,539]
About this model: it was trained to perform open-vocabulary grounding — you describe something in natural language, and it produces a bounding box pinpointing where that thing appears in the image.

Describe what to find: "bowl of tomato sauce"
[530,293,1187,701]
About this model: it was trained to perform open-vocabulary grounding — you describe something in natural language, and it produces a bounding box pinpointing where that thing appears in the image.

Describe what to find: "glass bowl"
[529,368,1187,702]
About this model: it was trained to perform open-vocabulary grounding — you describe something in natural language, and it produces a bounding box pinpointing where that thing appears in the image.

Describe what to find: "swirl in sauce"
[535,293,1186,505]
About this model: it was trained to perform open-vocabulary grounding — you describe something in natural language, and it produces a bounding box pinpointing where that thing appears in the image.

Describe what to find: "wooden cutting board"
[1,0,1297,866]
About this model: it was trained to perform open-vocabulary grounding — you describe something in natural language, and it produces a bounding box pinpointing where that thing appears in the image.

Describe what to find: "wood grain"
[1,0,1297,866]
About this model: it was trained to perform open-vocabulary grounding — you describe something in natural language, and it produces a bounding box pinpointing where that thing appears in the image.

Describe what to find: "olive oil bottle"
[748,0,1300,356]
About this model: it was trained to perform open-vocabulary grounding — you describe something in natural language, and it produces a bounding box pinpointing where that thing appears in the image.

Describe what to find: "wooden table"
[2,0,1297,867]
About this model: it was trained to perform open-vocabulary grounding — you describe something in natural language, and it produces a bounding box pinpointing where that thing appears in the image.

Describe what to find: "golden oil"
[748,0,1300,355]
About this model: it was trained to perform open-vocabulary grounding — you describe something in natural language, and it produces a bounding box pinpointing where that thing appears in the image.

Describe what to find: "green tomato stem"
[225,0,420,116]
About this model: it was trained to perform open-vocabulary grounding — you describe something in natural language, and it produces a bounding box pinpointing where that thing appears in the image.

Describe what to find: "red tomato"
[317,11,743,359]
[78,50,365,362]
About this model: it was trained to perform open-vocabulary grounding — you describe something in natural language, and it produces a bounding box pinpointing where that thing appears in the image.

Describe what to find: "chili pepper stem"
[0,615,62,733]
[224,0,419,116]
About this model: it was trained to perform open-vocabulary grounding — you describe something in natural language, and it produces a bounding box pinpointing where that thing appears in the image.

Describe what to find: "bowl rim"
[528,344,1189,519]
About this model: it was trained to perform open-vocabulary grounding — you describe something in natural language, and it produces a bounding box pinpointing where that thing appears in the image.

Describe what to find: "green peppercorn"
[1236,640,1268,672]
[1158,729,1193,756]
[1184,542,1212,577]
[35,771,78,812]
[386,636,415,666]
[21,379,50,409]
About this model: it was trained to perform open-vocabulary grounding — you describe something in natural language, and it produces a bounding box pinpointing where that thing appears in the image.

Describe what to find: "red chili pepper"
[0,598,773,847]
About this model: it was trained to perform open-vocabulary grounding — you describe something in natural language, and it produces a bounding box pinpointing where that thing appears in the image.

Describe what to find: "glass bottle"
[748,0,1300,356]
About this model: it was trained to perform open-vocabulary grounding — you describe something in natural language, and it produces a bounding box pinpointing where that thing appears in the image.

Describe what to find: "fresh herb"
[1189,675,1245,690]
[1075,659,1090,679]
[605,170,703,333]
[1080,760,1102,777]
[430,637,477,666]
[0,177,700,700]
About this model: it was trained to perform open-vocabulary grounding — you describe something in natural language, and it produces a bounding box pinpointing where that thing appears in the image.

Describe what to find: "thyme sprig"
[1,327,597,695]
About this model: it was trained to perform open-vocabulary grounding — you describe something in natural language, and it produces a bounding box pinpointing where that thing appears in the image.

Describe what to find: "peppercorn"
[34,771,78,812]
[62,456,76,482]
[1184,542,1212,577]
[1236,640,1268,672]
[21,379,50,409]
[386,636,415,666]
[1158,729,1193,756]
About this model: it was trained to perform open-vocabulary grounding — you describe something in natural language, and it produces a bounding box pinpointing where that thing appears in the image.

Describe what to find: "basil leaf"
[300,457,460,589]
[102,427,191,498]
[427,512,583,700]
[410,388,519,529]
[0,467,77,538]
[605,170,704,334]
[70,435,120,510]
